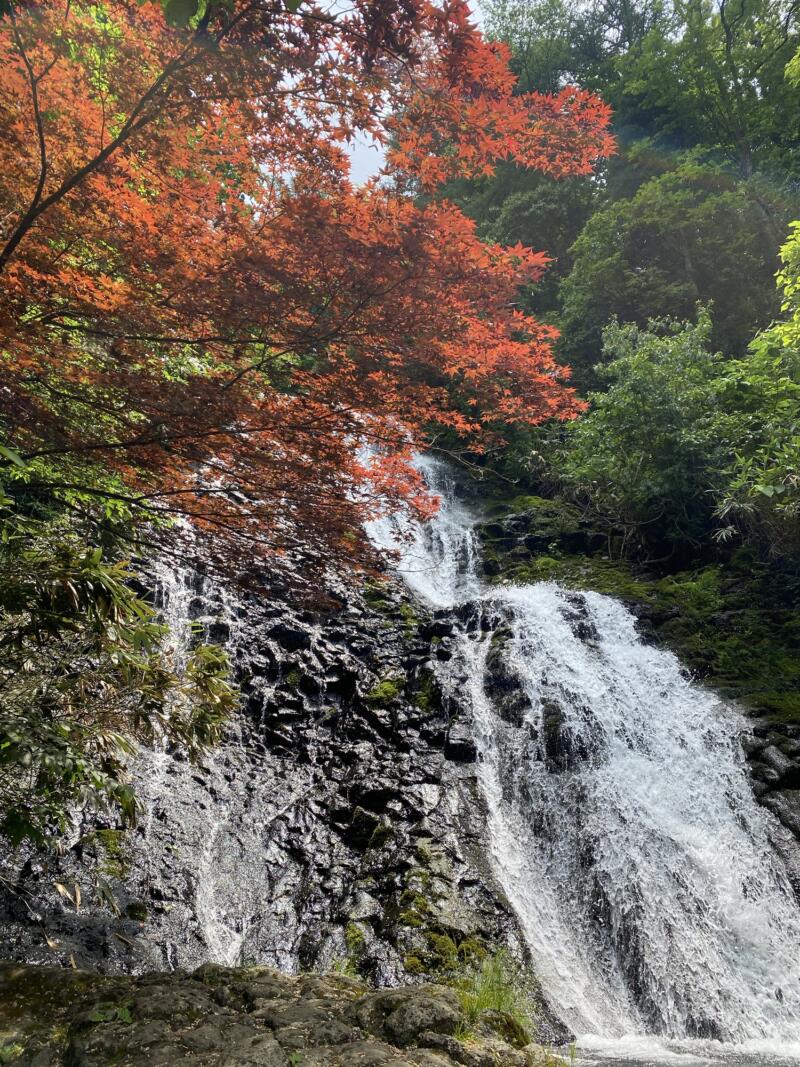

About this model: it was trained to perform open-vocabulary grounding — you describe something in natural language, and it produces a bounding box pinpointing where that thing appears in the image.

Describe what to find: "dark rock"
[444,725,478,764]
[764,790,800,838]
[269,623,312,652]
[541,700,593,772]
[343,806,382,849]
[384,993,460,1045]
[0,556,566,1047]
[761,746,800,787]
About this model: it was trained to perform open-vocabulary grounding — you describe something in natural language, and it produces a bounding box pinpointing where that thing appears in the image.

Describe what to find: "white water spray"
[369,456,800,1056]
[143,555,251,967]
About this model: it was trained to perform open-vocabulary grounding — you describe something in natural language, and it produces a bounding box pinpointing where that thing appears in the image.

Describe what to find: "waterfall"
[141,556,252,968]
[135,558,196,838]
[369,456,800,1057]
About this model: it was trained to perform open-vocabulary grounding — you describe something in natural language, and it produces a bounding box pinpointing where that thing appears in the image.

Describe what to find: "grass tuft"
[455,950,533,1038]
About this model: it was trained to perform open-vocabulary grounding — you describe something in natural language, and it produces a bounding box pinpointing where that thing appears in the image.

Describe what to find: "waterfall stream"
[144,557,252,968]
[369,456,800,1062]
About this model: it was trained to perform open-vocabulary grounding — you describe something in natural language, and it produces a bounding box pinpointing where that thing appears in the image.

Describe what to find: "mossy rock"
[81,828,129,880]
[368,819,394,850]
[398,602,419,631]
[124,901,149,922]
[403,955,427,976]
[363,580,394,612]
[415,669,441,716]
[345,921,367,957]
[478,1008,530,1048]
[364,677,403,706]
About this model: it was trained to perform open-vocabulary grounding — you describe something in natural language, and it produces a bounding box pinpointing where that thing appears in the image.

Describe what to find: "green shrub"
[0,505,237,848]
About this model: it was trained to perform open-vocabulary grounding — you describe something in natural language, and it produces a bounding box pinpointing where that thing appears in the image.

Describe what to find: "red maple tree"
[0,0,614,575]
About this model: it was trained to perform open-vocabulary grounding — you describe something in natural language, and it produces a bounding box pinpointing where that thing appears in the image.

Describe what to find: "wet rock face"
[0,962,542,1066]
[0,572,565,1041]
[746,725,800,888]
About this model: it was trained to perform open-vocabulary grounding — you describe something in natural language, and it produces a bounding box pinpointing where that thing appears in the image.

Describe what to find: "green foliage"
[453,951,534,1043]
[560,313,722,550]
[708,222,800,552]
[0,493,236,848]
[455,0,799,387]
[86,1002,133,1025]
[329,956,360,979]
[558,289,800,560]
[444,166,598,319]
[713,335,800,553]
[611,0,800,180]
[559,161,783,380]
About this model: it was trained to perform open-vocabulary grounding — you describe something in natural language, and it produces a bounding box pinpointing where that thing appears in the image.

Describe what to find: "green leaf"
[163,0,198,26]
[285,0,303,11]
[1,810,40,847]
[0,445,25,468]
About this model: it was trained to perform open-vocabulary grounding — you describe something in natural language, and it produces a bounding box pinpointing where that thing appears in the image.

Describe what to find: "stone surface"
[0,569,566,1045]
[0,962,546,1067]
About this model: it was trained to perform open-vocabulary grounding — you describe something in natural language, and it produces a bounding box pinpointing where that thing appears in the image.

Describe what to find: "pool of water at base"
[568,1035,800,1067]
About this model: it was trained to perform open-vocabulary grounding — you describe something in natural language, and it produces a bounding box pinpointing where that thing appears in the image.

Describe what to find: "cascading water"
[141,557,253,968]
[136,557,196,838]
[369,456,800,1060]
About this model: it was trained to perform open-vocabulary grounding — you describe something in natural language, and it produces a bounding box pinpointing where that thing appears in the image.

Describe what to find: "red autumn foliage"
[0,0,614,571]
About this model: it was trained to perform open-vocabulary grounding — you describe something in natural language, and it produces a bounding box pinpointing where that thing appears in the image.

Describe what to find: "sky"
[347,133,386,184]
[344,0,486,184]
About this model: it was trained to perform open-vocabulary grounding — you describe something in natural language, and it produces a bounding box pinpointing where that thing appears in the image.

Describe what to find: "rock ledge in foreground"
[0,961,552,1067]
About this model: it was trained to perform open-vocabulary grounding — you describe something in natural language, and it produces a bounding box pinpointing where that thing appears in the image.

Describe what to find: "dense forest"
[450,0,800,547]
[0,0,799,947]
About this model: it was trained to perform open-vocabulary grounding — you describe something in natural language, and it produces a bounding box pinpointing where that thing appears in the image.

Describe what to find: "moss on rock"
[364,677,403,706]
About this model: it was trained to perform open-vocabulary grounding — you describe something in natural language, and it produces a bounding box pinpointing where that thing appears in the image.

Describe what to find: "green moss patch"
[364,677,403,705]
[81,828,129,880]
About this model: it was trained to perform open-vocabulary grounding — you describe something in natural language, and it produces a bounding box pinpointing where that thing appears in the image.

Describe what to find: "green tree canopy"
[558,157,785,381]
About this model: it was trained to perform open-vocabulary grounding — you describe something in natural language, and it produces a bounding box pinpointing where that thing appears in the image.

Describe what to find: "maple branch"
[0,3,250,274]
[7,5,50,242]
[42,320,259,346]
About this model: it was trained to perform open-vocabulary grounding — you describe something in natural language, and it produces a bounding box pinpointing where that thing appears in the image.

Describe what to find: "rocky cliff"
[0,558,565,1044]
[3,479,800,1058]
